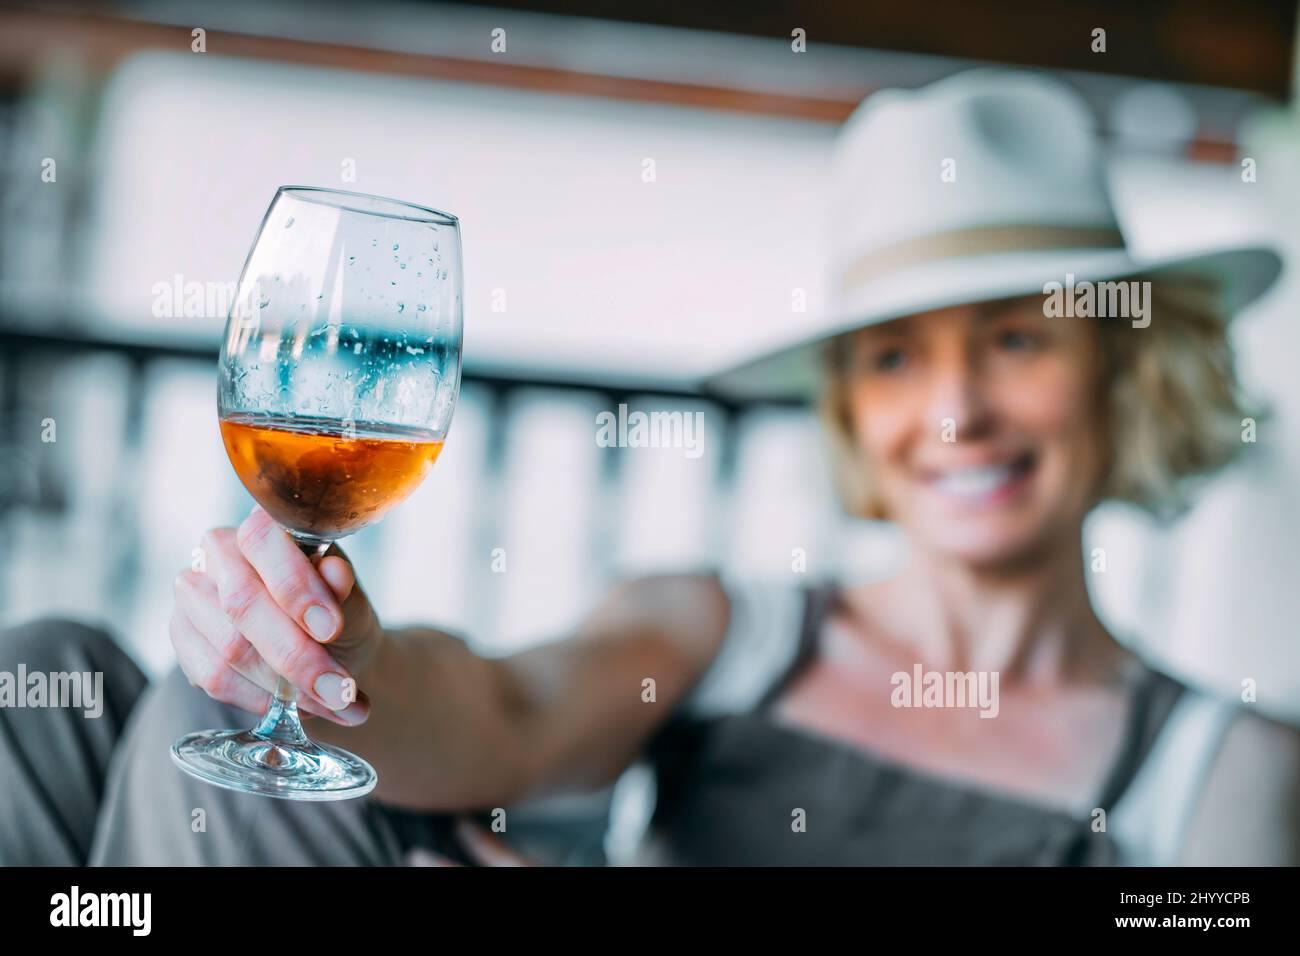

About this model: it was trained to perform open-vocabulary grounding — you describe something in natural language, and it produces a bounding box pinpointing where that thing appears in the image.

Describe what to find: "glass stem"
[251,536,331,746]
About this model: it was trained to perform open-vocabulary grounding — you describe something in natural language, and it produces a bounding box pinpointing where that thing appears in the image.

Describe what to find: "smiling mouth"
[925,452,1036,504]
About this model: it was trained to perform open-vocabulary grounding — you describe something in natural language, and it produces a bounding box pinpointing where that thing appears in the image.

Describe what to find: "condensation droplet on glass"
[284,217,294,228]
[397,302,405,313]
[348,256,356,265]
[417,304,427,312]
[399,262,407,270]
[392,243,399,251]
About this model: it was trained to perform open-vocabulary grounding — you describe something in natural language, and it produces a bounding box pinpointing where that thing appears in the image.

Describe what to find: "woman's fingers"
[169,604,272,715]
[200,526,357,713]
[235,507,344,644]
[170,589,349,723]
[173,568,367,726]
[174,569,278,693]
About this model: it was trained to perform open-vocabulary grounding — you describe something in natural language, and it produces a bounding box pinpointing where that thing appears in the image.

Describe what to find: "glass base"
[171,728,378,801]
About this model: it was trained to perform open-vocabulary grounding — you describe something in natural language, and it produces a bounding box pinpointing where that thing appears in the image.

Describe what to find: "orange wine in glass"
[171,187,462,800]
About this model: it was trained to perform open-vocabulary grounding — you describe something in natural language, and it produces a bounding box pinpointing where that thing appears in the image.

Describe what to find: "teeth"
[933,464,1014,498]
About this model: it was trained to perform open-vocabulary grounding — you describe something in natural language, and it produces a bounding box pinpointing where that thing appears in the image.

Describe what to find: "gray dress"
[616,581,1239,866]
[0,586,1239,866]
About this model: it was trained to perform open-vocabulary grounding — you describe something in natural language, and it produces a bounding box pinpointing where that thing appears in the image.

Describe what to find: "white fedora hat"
[704,69,1283,402]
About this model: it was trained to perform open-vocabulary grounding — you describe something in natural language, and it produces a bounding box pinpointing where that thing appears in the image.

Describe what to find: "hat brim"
[702,244,1283,403]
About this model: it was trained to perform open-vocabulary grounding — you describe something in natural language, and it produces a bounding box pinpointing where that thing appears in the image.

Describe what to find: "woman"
[3,70,1298,866]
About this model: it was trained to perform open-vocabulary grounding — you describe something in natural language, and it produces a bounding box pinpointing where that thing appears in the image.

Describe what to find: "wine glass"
[170,186,463,800]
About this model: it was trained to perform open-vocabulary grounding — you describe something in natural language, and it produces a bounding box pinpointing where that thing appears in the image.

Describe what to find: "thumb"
[318,550,355,603]
[317,550,382,656]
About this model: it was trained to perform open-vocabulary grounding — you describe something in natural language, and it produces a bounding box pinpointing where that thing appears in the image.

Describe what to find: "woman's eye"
[996,329,1040,351]
[872,347,907,372]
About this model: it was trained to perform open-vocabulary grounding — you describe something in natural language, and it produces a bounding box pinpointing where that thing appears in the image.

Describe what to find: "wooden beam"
[0,9,857,122]
[459,0,1296,99]
[0,6,1265,160]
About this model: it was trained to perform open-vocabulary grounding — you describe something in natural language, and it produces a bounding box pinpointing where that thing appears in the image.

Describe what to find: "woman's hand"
[404,817,536,867]
[170,505,382,726]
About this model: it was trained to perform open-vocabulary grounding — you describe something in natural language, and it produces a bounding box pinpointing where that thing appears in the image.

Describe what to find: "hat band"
[840,224,1127,292]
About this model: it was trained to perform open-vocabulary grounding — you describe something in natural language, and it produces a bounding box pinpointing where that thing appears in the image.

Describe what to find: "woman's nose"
[926,349,991,441]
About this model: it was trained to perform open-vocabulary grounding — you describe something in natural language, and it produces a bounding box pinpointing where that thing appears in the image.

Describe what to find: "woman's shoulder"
[591,571,816,722]
[591,571,730,671]
[667,572,814,719]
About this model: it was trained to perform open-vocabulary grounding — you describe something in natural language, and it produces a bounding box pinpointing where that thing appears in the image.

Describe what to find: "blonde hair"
[818,276,1254,521]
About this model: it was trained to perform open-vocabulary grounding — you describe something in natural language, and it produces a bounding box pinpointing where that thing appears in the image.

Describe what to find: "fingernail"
[314,672,351,710]
[336,703,368,726]
[304,605,337,641]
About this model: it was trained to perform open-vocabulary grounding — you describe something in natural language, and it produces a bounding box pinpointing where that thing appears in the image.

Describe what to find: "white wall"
[81,51,833,386]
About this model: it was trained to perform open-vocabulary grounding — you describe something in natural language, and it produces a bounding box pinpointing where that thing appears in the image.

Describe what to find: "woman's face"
[842,295,1105,568]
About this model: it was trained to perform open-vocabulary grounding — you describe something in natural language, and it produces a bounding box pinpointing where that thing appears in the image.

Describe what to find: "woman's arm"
[171,507,733,812]
[313,573,730,810]
[1178,710,1300,864]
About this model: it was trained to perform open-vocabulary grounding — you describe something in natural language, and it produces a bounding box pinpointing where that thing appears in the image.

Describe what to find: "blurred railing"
[0,325,869,679]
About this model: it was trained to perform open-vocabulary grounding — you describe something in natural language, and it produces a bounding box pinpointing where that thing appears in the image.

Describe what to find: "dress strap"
[1092,663,1184,812]
[755,582,838,712]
